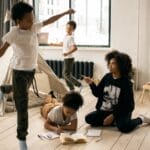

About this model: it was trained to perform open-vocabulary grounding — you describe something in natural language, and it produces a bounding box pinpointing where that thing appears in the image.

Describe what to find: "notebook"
[86,128,102,137]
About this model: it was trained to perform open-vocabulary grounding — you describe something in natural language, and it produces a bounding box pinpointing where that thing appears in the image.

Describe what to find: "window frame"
[34,0,111,48]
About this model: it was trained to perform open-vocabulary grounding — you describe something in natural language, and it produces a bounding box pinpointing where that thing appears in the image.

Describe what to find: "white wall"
[148,0,150,82]
[110,0,139,88]
[111,0,139,64]
[137,0,150,87]
[111,0,150,88]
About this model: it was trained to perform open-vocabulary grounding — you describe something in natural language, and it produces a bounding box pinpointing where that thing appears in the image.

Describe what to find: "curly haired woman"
[84,50,150,133]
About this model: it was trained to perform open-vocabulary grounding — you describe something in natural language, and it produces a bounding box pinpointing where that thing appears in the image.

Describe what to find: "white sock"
[139,114,150,124]
[19,140,28,150]
[79,84,83,93]
[0,90,4,101]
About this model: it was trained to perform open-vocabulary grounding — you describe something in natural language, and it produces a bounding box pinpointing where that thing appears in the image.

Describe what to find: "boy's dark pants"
[85,110,142,133]
[63,58,81,90]
[13,69,35,140]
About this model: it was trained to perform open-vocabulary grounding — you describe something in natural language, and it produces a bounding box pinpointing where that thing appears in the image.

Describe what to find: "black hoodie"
[89,73,135,117]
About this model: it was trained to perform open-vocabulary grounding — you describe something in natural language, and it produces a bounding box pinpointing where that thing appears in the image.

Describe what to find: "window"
[35,0,111,47]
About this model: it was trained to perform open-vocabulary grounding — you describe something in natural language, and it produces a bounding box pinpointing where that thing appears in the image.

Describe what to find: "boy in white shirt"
[0,2,74,150]
[50,21,82,91]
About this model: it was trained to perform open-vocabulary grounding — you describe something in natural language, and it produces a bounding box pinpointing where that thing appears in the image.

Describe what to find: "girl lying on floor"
[41,91,83,134]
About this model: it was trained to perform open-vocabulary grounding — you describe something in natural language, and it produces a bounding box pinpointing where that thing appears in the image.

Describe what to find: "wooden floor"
[0,85,150,150]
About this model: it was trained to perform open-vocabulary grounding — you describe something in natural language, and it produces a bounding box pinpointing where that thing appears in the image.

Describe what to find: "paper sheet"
[38,131,59,140]
[86,128,102,137]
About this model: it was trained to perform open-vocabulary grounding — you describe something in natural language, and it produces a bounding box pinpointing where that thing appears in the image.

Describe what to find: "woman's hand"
[103,114,114,126]
[83,76,94,85]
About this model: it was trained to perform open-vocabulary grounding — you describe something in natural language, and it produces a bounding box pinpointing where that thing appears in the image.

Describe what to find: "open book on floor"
[60,133,87,145]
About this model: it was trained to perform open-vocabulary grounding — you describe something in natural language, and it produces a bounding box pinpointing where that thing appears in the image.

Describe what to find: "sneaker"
[139,114,150,124]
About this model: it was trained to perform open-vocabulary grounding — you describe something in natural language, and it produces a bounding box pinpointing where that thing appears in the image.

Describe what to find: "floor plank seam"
[110,133,122,150]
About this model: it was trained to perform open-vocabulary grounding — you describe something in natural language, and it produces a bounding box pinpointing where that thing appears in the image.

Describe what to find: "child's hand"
[65,9,75,15]
[103,114,114,126]
[56,126,63,134]
[83,76,94,84]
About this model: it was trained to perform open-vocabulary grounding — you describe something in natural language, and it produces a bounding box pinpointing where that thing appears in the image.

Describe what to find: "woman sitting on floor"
[84,50,150,133]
